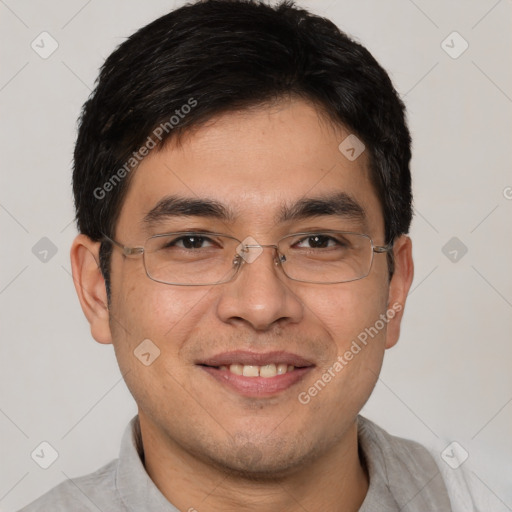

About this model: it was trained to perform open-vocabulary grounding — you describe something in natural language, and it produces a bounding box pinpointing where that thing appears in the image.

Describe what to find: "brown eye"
[161,235,215,250]
[295,235,339,249]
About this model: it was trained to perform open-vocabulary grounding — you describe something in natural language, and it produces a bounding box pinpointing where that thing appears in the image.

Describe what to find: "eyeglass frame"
[101,231,393,286]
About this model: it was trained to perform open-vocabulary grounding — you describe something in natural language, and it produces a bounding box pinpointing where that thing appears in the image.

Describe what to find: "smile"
[218,363,295,378]
[198,351,314,396]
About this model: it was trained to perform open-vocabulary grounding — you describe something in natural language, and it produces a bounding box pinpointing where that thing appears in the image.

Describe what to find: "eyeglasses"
[102,231,392,286]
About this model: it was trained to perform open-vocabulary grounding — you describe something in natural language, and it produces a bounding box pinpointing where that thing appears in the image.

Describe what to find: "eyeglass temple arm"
[373,243,393,254]
[101,234,144,257]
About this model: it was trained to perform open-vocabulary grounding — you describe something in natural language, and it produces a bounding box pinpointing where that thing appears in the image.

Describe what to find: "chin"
[203,438,314,480]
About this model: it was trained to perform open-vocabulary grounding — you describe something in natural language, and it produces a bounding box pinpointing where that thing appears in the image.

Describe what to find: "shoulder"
[18,459,123,512]
[357,415,441,476]
[358,416,507,512]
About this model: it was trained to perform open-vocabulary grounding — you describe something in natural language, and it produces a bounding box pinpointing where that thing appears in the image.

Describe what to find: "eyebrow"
[142,195,236,227]
[142,192,366,228]
[278,192,366,223]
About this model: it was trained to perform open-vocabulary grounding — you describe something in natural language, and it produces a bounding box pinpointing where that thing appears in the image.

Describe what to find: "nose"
[215,244,304,331]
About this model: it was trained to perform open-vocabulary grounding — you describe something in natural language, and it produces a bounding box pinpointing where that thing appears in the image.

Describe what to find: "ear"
[70,234,112,344]
[385,235,414,349]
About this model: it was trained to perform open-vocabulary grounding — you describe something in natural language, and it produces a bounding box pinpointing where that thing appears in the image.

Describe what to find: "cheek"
[301,279,390,402]
[114,266,208,331]
[307,279,389,349]
[109,272,215,373]
[108,281,217,421]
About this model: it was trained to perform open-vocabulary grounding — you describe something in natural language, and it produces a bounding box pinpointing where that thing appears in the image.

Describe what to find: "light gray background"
[1,0,511,510]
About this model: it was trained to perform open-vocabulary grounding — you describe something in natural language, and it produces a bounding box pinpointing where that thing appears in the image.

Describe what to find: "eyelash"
[160,233,347,250]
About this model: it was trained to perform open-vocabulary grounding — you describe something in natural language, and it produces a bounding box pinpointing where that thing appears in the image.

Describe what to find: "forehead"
[116,99,384,238]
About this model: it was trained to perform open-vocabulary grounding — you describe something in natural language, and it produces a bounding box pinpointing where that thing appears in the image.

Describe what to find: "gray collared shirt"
[19,415,487,511]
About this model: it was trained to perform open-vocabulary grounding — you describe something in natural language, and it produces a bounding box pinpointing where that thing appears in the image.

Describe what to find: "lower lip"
[200,366,313,397]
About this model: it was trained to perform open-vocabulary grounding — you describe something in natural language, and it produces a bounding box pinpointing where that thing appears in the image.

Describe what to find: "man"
[20,0,490,510]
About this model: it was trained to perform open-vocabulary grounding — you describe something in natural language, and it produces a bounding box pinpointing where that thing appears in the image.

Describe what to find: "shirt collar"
[357,416,452,512]
[115,415,451,512]
[116,416,179,512]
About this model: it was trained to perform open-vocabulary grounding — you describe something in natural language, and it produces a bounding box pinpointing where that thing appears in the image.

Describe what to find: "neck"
[138,414,369,512]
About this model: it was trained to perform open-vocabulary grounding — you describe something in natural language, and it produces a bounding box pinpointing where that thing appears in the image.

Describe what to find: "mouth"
[197,351,315,397]
[216,362,296,378]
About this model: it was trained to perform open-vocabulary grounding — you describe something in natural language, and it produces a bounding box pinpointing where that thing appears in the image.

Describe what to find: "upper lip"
[198,350,314,368]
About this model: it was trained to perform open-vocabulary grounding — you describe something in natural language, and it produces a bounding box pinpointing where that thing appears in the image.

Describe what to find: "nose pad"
[275,253,286,266]
[232,249,284,270]
[232,237,288,279]
[235,236,263,264]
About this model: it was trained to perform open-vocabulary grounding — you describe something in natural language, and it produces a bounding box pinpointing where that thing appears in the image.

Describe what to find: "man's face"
[103,99,408,474]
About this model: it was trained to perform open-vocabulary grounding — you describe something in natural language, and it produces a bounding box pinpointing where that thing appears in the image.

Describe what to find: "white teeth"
[242,365,259,377]
[260,364,277,378]
[224,363,295,378]
[229,363,243,375]
[277,363,288,375]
